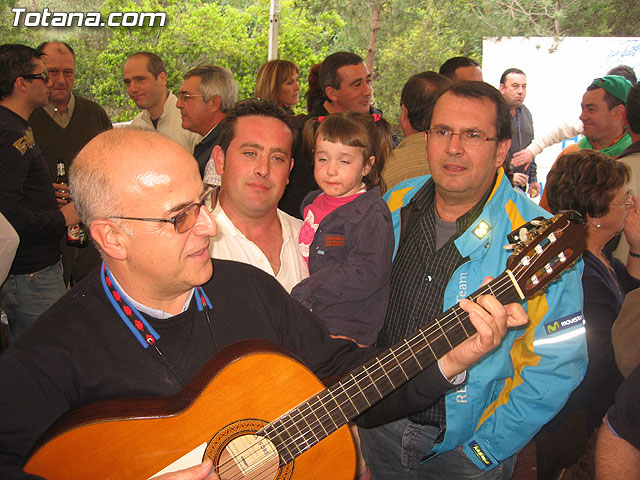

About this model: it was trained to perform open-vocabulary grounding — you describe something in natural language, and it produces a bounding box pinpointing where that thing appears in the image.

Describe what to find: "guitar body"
[25,341,356,480]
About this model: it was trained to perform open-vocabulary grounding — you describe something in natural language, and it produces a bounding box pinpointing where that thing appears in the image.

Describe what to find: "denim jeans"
[0,259,66,344]
[359,418,516,479]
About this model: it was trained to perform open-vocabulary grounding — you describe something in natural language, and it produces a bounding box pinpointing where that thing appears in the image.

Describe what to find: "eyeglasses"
[177,92,204,102]
[111,187,218,234]
[428,128,499,146]
[21,71,49,83]
[611,190,634,208]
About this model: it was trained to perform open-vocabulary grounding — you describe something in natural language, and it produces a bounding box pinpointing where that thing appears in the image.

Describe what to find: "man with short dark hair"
[439,56,483,82]
[540,75,633,210]
[280,51,385,217]
[0,125,527,479]
[210,99,307,292]
[29,41,112,285]
[176,64,238,179]
[499,67,540,197]
[359,81,587,478]
[316,51,373,115]
[382,71,450,189]
[0,44,80,343]
[123,52,201,153]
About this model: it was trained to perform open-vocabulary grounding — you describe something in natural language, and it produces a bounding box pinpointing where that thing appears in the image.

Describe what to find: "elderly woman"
[254,60,300,112]
[536,149,640,477]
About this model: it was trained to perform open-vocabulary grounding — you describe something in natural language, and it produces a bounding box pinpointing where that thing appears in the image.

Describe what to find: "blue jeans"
[0,259,66,344]
[358,419,516,479]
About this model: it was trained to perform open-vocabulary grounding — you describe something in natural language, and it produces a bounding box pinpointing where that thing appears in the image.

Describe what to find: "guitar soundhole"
[204,419,293,480]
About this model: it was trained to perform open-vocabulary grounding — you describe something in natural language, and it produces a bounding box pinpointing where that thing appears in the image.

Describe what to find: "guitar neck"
[261,270,522,464]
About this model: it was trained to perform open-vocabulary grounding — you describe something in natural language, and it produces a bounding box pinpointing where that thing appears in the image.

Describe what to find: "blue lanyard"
[100,262,212,349]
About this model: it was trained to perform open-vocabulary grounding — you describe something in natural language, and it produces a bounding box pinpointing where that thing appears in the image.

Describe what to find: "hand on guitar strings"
[438,276,528,379]
[154,458,220,480]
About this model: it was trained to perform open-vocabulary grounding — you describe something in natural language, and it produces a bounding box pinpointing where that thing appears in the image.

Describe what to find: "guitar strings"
[214,272,521,479]
[215,271,528,479]
[215,224,570,479]
[215,275,519,479]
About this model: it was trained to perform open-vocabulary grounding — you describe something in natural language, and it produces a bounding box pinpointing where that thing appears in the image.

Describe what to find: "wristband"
[630,250,640,258]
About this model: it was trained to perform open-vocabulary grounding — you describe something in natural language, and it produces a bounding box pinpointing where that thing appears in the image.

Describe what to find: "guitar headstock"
[505,210,586,299]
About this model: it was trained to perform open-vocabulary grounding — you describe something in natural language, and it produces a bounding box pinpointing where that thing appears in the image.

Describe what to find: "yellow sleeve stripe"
[386,187,415,213]
[474,199,546,431]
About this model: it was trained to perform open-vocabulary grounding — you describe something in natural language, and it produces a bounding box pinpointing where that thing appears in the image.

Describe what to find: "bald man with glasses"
[0,44,80,344]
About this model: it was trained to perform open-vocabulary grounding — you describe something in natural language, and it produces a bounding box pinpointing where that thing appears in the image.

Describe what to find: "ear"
[89,220,129,261]
[495,139,511,168]
[212,145,225,175]
[363,155,375,176]
[585,213,601,230]
[13,77,29,94]
[499,84,506,95]
[325,85,338,103]
[208,94,222,112]
[157,71,167,88]
[400,104,409,122]
[287,156,294,185]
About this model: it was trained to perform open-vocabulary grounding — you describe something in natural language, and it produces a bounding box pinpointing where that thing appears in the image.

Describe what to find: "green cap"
[591,75,633,103]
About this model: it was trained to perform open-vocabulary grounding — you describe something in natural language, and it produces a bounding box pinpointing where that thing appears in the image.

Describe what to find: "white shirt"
[129,92,201,153]
[209,204,309,293]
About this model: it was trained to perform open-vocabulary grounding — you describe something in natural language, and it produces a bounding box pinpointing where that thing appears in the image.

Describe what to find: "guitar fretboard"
[259,270,521,464]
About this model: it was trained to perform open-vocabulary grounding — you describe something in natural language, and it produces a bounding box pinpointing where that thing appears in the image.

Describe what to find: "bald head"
[70,129,199,227]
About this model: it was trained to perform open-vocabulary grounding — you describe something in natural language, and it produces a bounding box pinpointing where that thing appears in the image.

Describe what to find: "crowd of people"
[0,40,638,480]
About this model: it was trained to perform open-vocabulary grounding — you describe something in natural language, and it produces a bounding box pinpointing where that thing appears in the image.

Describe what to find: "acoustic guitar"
[24,210,586,480]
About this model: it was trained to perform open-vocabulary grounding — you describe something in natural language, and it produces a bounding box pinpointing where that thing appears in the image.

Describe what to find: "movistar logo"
[544,312,584,335]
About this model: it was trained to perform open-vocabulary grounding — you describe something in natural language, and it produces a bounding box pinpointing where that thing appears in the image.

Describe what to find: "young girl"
[290,111,394,348]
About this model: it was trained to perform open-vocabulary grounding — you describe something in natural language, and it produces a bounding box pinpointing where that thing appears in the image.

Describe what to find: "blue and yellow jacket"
[384,168,588,470]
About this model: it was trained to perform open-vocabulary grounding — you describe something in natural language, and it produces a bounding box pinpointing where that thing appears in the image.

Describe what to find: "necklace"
[591,250,624,296]
[100,262,215,387]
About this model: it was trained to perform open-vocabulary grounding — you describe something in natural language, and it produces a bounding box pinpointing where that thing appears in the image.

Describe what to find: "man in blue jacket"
[358,81,588,478]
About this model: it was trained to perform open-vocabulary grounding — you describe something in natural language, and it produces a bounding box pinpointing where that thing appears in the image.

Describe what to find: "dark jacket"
[193,123,222,178]
[290,187,394,345]
[0,106,65,275]
[505,104,537,187]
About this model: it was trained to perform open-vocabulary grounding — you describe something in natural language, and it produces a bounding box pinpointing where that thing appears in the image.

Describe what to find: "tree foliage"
[2,0,635,124]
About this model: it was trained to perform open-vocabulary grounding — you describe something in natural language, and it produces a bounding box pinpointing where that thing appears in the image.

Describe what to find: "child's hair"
[302,111,392,190]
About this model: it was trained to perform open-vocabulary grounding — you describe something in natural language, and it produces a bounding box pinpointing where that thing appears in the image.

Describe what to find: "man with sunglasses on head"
[0,122,530,479]
[0,44,80,344]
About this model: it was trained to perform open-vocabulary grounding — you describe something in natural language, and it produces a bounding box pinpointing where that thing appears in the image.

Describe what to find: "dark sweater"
[29,95,111,284]
[0,259,453,479]
[0,106,64,274]
[29,95,112,180]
